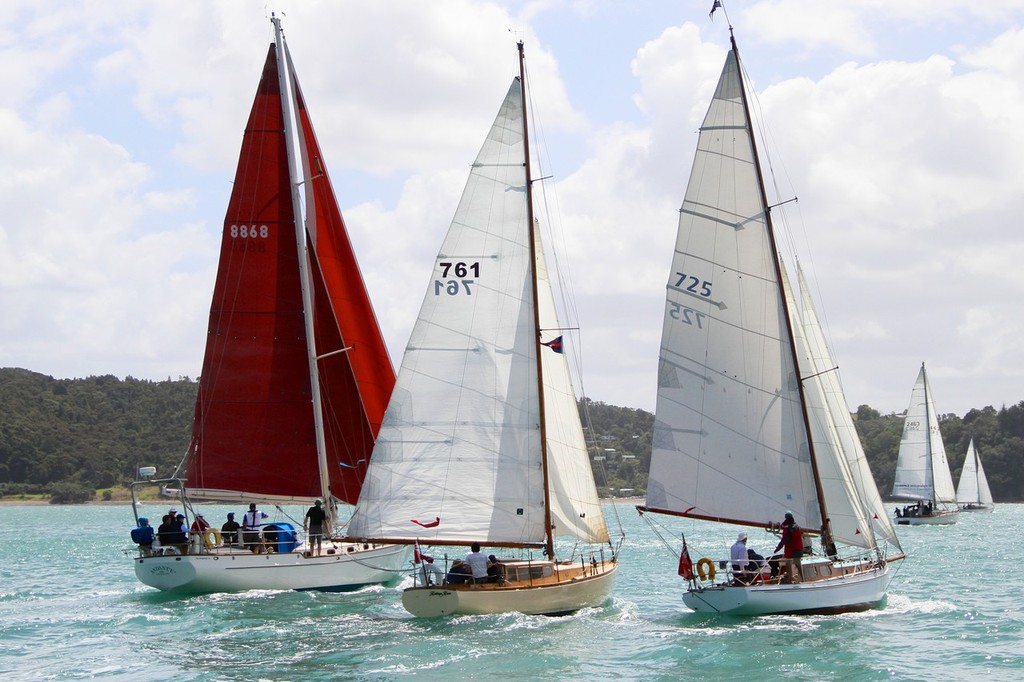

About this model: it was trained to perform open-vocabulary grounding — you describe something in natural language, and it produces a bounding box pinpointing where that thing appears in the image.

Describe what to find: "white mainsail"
[892,364,957,504]
[348,78,606,547]
[956,438,993,507]
[645,50,820,531]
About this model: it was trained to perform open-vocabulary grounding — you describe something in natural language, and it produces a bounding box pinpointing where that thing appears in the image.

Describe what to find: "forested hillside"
[0,368,194,502]
[1,368,1021,502]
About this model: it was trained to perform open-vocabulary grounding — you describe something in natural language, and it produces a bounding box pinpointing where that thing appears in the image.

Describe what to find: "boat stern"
[402,587,462,617]
[135,555,198,591]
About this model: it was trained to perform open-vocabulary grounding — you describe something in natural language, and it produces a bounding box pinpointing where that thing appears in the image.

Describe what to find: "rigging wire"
[521,51,626,539]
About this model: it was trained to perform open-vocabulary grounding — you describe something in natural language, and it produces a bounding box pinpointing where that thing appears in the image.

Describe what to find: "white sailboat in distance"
[956,438,994,512]
[892,363,959,525]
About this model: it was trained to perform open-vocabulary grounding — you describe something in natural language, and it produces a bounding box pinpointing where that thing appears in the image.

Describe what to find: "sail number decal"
[434,261,480,296]
[673,272,712,297]
[668,301,706,328]
[668,272,719,326]
[229,224,269,253]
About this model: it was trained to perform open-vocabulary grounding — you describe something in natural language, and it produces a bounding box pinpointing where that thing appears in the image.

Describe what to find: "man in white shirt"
[464,542,489,584]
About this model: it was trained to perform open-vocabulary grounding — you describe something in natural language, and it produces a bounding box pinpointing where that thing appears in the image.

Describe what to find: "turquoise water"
[1,502,1020,680]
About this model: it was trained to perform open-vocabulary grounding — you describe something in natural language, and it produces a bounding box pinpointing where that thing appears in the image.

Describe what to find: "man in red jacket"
[774,511,804,583]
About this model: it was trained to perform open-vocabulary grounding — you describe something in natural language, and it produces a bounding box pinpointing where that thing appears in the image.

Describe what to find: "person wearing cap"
[189,513,212,553]
[730,532,750,580]
[303,498,329,556]
[774,511,804,583]
[190,513,211,534]
[221,512,241,547]
[173,513,190,555]
[130,517,155,556]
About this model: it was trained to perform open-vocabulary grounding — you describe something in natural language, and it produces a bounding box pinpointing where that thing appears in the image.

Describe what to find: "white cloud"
[3,0,1024,418]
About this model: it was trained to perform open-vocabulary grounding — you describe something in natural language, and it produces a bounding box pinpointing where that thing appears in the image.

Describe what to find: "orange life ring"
[696,557,716,582]
[203,528,222,550]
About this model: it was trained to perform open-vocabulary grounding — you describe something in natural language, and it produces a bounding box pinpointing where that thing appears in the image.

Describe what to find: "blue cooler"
[263,523,298,553]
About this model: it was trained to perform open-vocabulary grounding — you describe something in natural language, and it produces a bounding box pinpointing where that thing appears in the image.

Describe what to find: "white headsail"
[795,266,901,552]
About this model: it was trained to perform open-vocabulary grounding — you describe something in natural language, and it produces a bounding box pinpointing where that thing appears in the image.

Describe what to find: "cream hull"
[682,560,893,616]
[133,543,408,593]
[402,562,617,617]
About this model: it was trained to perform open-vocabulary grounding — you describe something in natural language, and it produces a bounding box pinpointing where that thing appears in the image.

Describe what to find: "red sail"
[290,59,396,503]
[185,43,394,505]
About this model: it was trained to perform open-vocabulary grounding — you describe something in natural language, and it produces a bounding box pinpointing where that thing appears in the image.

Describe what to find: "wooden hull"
[682,559,894,616]
[133,543,408,593]
[895,510,958,525]
[401,560,617,617]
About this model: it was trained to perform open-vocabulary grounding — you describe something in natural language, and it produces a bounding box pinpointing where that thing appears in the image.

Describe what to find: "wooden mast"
[729,28,835,552]
[518,41,556,560]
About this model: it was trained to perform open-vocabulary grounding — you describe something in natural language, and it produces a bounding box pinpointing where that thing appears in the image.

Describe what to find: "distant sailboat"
[128,16,407,593]
[956,438,994,512]
[892,364,959,525]
[636,22,903,616]
[346,42,620,618]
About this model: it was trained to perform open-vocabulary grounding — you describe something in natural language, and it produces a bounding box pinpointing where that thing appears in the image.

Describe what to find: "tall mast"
[518,41,555,559]
[922,363,936,504]
[272,15,333,508]
[729,30,833,549]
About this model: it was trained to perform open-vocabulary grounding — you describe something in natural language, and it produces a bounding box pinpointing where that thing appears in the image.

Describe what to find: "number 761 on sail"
[434,260,480,296]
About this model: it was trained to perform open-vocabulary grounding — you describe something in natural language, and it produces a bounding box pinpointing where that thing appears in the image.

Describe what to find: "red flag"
[411,517,440,528]
[677,538,694,580]
[413,539,422,564]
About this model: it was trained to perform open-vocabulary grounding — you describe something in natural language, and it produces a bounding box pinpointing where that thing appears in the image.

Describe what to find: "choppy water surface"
[1,503,1020,680]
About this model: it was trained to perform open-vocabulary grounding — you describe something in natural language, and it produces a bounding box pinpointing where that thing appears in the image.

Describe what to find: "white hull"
[134,543,409,593]
[682,562,893,616]
[895,510,958,525]
[402,563,617,617]
[959,503,994,512]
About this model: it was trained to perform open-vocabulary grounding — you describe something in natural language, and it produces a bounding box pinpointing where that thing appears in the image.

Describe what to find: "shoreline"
[1,496,649,507]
